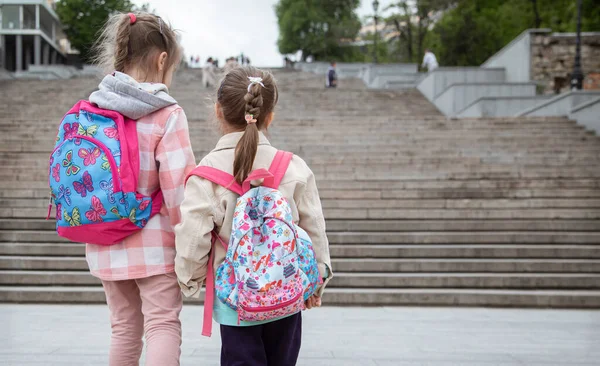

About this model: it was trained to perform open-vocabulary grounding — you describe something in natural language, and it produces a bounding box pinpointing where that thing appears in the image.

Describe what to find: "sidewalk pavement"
[2,305,599,366]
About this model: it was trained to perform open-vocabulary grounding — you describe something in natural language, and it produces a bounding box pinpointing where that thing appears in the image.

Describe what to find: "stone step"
[4,198,600,210]
[7,169,600,182]
[332,258,600,273]
[1,256,599,272]
[5,207,600,220]
[1,242,599,259]
[324,208,600,220]
[332,272,600,289]
[0,286,598,307]
[1,218,598,232]
[10,180,600,191]
[7,134,597,143]
[2,187,600,200]
[2,177,598,191]
[0,118,585,130]
[329,244,600,259]
[8,155,600,169]
[1,270,598,289]
[2,230,599,244]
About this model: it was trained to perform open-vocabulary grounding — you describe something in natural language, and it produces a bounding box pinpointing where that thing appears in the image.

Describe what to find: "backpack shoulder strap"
[202,230,227,337]
[266,150,294,189]
[185,166,243,196]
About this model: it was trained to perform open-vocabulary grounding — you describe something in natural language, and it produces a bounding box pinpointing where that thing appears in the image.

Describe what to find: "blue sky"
[134,0,395,67]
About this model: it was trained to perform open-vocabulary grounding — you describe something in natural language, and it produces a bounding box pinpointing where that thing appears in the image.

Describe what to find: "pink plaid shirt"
[86,105,196,281]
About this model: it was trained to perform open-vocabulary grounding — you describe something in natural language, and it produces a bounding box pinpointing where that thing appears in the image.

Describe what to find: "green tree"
[425,0,600,67]
[385,0,453,64]
[386,1,414,62]
[55,0,135,62]
[275,0,362,61]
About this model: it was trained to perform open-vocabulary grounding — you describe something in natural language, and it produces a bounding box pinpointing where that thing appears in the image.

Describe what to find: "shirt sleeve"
[297,166,333,297]
[174,176,216,298]
[155,108,197,230]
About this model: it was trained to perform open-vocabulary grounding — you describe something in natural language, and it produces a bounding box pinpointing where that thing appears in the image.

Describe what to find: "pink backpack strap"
[266,151,293,189]
[185,166,243,196]
[202,231,227,337]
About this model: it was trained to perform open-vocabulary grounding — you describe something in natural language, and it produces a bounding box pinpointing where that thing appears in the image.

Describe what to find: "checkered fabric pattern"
[86,105,196,280]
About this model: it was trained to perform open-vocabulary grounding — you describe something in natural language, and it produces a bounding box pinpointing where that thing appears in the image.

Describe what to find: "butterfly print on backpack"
[78,124,98,137]
[79,147,102,166]
[73,171,94,197]
[99,179,115,204]
[85,196,107,222]
[64,207,81,226]
[62,150,81,176]
[63,122,80,140]
[104,127,119,140]
[51,163,61,182]
[56,185,72,206]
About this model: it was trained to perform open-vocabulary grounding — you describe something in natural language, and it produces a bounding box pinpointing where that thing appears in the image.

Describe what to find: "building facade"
[0,0,71,72]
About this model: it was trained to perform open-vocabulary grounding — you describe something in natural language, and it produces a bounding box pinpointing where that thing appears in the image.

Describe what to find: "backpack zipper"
[239,293,302,313]
[45,196,53,220]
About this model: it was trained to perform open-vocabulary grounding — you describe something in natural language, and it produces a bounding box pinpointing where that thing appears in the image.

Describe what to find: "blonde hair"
[217,66,279,184]
[93,12,182,78]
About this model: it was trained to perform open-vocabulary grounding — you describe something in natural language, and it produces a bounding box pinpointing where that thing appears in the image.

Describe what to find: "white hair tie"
[247,76,265,92]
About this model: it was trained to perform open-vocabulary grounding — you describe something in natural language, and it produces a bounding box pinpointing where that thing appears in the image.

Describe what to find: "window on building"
[1,5,21,30]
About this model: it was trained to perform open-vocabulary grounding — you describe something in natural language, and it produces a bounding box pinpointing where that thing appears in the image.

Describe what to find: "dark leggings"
[220,312,302,366]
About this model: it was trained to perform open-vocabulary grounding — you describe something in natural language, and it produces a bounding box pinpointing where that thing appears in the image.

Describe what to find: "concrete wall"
[417,68,507,101]
[361,64,418,86]
[519,91,600,117]
[435,83,537,116]
[482,29,551,83]
[371,74,419,89]
[570,97,600,134]
[457,96,554,118]
[417,71,436,101]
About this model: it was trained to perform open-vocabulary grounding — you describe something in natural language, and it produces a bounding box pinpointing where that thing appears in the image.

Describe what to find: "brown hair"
[217,66,279,184]
[93,12,182,78]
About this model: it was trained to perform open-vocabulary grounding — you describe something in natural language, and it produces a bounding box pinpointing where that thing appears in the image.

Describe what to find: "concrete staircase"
[1,69,600,307]
[295,62,421,90]
[418,28,600,135]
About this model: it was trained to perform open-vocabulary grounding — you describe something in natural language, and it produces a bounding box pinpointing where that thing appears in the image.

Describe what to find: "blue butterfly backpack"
[48,100,162,245]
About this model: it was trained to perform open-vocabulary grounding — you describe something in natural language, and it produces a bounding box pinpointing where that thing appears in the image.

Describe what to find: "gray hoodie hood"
[89,72,177,120]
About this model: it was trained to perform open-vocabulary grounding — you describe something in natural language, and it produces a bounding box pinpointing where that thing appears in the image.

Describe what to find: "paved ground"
[1,305,599,366]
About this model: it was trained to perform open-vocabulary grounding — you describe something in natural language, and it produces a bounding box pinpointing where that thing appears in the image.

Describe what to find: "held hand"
[304,295,322,310]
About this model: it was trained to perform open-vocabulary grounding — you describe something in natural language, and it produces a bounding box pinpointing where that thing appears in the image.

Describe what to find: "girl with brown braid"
[86,12,195,366]
[175,66,333,366]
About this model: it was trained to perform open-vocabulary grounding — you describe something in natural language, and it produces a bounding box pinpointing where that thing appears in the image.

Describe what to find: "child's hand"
[305,295,322,309]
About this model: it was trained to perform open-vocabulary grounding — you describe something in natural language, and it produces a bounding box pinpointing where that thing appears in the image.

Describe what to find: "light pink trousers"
[102,272,182,366]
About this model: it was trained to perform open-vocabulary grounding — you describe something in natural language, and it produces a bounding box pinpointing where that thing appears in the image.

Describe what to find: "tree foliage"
[275,0,362,61]
[55,0,135,62]
[425,0,600,66]
[385,0,453,64]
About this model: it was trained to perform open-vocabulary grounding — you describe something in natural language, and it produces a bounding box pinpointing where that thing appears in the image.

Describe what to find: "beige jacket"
[175,132,333,298]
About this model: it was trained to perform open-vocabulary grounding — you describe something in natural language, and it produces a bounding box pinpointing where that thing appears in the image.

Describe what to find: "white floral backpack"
[185,151,322,336]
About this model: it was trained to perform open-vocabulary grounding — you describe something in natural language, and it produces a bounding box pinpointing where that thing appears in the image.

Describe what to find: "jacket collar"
[212,131,271,152]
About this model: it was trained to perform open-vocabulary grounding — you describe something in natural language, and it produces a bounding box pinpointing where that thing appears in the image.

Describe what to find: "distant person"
[223,57,239,73]
[175,66,332,366]
[422,48,439,72]
[326,61,338,88]
[203,57,217,87]
[49,12,196,366]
